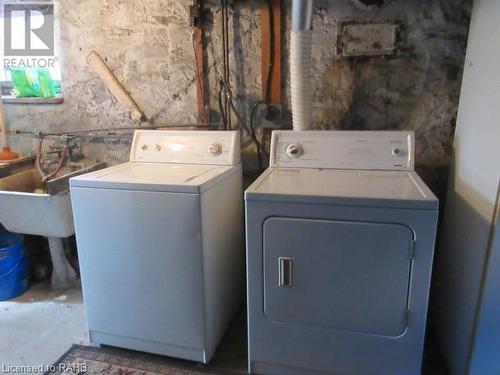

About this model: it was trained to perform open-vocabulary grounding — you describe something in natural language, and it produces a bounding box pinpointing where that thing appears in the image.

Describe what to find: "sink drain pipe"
[290,0,314,131]
[48,237,77,291]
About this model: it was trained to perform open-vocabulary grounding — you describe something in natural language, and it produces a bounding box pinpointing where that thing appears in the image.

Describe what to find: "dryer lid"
[245,168,438,210]
[70,162,238,193]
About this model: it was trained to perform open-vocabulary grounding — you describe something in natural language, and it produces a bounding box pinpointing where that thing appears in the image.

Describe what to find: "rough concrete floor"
[0,281,88,369]
[0,282,448,374]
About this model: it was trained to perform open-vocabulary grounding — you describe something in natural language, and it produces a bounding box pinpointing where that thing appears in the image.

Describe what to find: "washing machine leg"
[47,236,77,290]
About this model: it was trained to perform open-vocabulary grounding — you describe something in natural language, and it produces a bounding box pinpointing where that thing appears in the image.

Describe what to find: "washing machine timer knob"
[208,142,222,156]
[286,143,303,159]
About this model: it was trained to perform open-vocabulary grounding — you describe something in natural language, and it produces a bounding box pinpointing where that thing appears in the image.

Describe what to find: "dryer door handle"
[278,257,293,287]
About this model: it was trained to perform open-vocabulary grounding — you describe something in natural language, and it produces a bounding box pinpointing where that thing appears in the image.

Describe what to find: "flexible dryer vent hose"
[291,0,314,131]
[290,30,313,131]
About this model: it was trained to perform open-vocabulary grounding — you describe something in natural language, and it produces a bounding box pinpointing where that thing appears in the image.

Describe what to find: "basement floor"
[0,282,87,369]
[0,281,448,374]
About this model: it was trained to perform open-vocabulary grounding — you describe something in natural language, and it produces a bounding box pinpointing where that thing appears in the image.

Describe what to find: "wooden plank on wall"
[193,26,207,123]
[261,0,281,104]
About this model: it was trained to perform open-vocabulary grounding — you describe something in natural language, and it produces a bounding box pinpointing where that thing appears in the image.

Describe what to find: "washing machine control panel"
[130,130,240,165]
[208,142,223,156]
[271,131,414,171]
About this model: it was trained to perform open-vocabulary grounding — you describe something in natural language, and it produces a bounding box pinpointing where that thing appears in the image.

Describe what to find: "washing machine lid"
[70,162,239,193]
[245,168,438,210]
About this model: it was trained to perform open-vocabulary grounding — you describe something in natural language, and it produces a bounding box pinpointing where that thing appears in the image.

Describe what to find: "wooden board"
[261,0,281,104]
[193,26,208,123]
[0,156,35,178]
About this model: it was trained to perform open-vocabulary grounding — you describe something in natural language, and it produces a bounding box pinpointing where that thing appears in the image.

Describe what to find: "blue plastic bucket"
[0,233,29,301]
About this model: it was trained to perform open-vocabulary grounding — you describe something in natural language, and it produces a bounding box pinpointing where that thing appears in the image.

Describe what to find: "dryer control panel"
[130,130,240,165]
[270,131,414,170]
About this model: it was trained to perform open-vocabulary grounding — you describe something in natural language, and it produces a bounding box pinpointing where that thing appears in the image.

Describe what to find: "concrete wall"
[4,0,472,195]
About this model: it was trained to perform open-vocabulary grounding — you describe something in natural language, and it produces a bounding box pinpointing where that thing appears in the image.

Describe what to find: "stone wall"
[4,0,472,197]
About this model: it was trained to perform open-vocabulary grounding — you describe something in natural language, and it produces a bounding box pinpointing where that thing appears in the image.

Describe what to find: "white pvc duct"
[290,0,313,131]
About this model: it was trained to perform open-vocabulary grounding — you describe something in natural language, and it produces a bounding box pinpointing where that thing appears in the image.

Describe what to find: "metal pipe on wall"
[292,0,313,31]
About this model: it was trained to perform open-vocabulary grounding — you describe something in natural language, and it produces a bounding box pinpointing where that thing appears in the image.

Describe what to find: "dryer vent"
[290,0,313,131]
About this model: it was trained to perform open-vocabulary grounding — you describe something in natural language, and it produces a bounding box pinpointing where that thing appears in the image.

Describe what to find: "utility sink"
[0,158,105,237]
[0,157,106,290]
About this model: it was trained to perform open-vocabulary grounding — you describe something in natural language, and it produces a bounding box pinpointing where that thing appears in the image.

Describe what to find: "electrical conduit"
[290,0,314,131]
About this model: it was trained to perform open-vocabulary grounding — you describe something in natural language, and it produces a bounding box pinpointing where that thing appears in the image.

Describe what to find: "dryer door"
[263,217,414,337]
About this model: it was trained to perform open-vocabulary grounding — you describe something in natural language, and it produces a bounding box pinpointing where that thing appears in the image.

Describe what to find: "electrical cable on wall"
[250,101,270,169]
[196,0,276,168]
[220,0,231,130]
[263,0,275,103]
[218,80,228,128]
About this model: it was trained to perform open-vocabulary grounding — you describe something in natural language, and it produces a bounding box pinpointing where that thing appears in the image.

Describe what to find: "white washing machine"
[70,130,243,363]
[245,130,438,375]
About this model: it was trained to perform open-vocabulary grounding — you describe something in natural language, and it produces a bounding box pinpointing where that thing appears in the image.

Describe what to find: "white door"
[263,217,414,337]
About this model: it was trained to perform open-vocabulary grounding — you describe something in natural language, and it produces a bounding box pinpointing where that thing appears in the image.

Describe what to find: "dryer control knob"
[141,144,148,151]
[208,142,222,156]
[155,144,162,151]
[286,143,303,159]
[392,147,401,156]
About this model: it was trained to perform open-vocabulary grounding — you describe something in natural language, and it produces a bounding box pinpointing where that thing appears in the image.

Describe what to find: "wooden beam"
[261,0,281,104]
[193,26,207,123]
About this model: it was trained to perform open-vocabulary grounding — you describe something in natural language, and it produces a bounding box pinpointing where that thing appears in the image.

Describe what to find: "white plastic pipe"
[290,0,314,131]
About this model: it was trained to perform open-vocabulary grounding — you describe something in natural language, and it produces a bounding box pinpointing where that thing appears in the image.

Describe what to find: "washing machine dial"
[141,144,148,151]
[286,143,303,159]
[155,144,162,151]
[208,142,222,156]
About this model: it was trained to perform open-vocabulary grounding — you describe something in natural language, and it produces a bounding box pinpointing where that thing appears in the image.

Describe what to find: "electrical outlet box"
[338,22,400,57]
[258,104,283,129]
